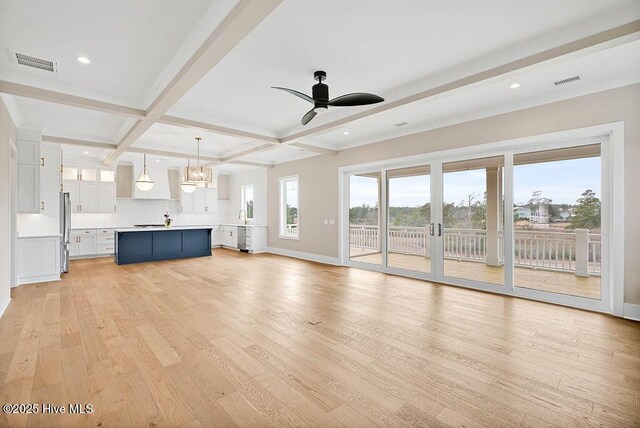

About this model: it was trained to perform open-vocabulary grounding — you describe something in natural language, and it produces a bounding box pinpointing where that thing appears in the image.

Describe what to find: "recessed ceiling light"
[343,131,349,135]
[510,82,520,89]
[83,151,89,155]
[155,159,161,162]
[77,56,90,64]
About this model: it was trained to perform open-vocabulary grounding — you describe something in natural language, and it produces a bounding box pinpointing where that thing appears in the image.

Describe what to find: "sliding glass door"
[386,165,432,274]
[441,155,505,286]
[513,144,602,300]
[349,172,382,267]
[343,135,610,312]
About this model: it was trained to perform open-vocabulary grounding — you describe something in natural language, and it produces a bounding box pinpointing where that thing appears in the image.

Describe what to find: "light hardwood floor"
[1,249,638,427]
[351,251,601,299]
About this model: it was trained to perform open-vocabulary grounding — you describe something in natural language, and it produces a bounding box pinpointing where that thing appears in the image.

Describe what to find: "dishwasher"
[237,226,248,251]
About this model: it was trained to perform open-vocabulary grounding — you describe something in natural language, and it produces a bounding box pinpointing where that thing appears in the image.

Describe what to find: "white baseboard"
[267,247,340,265]
[17,274,60,286]
[0,296,11,319]
[623,303,640,321]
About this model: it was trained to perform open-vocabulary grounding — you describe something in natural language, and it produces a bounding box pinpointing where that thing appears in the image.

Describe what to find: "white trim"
[623,303,640,322]
[0,94,22,127]
[17,274,61,285]
[267,247,339,265]
[278,174,300,240]
[609,123,625,317]
[0,296,10,320]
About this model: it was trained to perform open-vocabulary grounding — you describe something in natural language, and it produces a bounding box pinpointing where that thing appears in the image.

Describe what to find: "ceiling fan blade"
[272,87,314,104]
[301,109,317,125]
[328,92,384,107]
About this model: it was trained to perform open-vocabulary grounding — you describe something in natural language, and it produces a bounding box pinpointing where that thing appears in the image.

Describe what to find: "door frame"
[338,122,624,316]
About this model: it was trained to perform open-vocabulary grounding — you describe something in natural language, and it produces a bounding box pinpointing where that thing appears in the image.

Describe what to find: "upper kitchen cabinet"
[16,129,42,213]
[62,165,116,213]
[181,184,217,213]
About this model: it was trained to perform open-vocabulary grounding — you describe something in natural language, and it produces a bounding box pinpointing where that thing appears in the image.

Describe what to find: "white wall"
[228,168,267,226]
[0,96,16,317]
[70,198,230,229]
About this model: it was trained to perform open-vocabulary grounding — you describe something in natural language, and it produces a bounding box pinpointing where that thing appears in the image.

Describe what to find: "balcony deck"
[349,249,601,299]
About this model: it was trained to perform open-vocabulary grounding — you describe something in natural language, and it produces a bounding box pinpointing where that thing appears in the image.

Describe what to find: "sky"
[350,157,601,207]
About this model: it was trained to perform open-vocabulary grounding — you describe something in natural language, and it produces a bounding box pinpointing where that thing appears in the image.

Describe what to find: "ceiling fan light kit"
[273,70,384,125]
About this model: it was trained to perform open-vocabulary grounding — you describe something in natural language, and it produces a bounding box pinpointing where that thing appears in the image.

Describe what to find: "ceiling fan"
[272,70,384,126]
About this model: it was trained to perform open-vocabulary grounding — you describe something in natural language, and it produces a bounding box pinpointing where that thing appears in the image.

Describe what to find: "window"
[279,175,299,239]
[241,184,254,219]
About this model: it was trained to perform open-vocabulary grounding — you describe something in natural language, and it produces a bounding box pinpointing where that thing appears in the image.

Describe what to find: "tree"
[568,189,600,230]
[286,205,298,225]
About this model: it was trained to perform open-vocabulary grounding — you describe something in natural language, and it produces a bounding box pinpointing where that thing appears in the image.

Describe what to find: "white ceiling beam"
[279,20,640,144]
[289,142,338,155]
[42,135,117,149]
[0,80,146,119]
[41,134,272,167]
[159,115,279,144]
[102,0,283,166]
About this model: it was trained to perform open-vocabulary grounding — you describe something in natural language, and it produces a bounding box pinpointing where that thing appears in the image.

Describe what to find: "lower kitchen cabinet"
[18,236,60,285]
[70,229,115,258]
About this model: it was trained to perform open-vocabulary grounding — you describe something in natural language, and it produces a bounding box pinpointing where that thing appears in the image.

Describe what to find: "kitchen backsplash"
[70,198,230,229]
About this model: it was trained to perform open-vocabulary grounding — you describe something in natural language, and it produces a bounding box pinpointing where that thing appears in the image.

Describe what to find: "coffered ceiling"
[1,0,639,174]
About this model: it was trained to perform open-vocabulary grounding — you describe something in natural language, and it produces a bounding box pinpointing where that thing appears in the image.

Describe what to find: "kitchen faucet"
[239,209,247,225]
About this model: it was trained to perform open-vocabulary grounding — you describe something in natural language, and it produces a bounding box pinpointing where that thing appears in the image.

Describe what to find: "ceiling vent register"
[11,50,58,73]
[553,75,580,86]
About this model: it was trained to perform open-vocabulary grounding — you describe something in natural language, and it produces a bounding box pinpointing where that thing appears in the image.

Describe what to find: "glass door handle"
[438,223,442,237]
[429,223,435,236]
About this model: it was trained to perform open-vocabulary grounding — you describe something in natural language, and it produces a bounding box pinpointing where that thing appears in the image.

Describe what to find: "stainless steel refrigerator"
[60,192,71,273]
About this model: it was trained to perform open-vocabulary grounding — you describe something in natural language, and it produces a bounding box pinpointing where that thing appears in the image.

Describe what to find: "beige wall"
[267,83,640,304]
[0,97,16,314]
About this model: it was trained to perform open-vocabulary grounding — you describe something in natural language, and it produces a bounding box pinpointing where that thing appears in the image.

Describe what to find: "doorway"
[340,128,620,314]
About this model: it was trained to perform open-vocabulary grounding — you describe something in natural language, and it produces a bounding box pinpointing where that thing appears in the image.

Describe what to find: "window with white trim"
[241,184,254,219]
[279,175,299,239]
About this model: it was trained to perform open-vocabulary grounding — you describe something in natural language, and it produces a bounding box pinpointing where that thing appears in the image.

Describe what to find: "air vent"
[10,50,58,73]
[394,122,408,127]
[554,75,580,86]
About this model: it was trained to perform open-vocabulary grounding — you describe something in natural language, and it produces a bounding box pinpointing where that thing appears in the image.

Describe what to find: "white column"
[485,166,502,266]
[574,228,589,277]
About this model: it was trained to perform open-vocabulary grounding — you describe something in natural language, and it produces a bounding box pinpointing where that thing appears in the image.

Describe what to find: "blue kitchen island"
[114,226,212,265]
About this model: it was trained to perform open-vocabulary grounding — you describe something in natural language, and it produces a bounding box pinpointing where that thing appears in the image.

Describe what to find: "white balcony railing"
[349,225,601,276]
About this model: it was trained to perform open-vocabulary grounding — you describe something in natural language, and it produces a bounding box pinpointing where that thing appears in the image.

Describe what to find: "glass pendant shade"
[181,181,196,193]
[135,154,154,191]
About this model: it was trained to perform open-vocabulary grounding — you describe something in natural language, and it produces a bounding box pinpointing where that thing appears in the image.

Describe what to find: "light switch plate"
[323,219,328,225]
[329,219,335,225]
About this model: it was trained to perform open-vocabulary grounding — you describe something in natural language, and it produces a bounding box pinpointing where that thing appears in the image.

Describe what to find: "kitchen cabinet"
[98,183,117,213]
[211,226,221,246]
[97,229,115,255]
[70,229,97,257]
[181,190,195,213]
[220,225,237,248]
[40,144,61,216]
[62,166,116,213]
[17,137,41,213]
[70,229,114,258]
[17,236,60,285]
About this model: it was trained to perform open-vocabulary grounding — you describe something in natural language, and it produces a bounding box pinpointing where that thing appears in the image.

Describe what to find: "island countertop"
[114,226,213,233]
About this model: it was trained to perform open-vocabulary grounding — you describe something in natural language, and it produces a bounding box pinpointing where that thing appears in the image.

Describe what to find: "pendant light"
[185,137,213,187]
[135,153,154,191]
[181,158,196,193]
